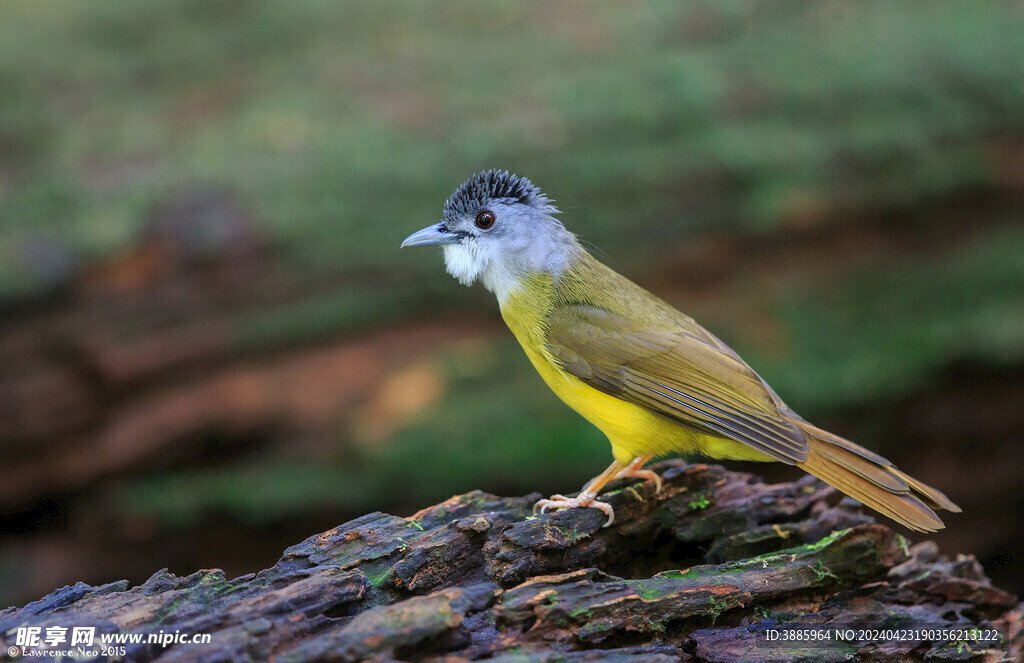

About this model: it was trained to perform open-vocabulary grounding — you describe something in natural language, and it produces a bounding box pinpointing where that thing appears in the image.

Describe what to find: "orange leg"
[533,459,626,526]
[534,454,664,527]
[601,453,662,493]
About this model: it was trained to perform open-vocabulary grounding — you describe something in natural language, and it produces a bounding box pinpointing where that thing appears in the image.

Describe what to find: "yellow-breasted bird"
[401,170,960,531]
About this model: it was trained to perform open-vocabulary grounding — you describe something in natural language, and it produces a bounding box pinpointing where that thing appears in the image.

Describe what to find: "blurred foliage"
[112,343,611,525]
[3,1,1024,291]
[765,222,1024,408]
[3,0,1024,527]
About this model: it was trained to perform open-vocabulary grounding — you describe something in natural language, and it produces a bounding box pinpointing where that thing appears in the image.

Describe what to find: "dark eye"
[475,210,496,229]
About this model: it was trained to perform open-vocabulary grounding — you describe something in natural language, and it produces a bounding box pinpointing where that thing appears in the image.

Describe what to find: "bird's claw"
[532,493,615,527]
[623,468,662,494]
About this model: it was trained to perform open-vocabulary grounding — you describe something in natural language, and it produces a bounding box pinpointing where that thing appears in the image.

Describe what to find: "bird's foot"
[613,466,663,493]
[533,491,615,527]
[583,459,662,494]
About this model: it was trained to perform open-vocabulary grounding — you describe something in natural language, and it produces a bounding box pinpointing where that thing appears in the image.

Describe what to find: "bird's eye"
[475,210,496,229]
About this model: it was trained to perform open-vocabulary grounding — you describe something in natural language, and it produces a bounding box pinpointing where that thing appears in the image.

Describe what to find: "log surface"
[1,461,1020,662]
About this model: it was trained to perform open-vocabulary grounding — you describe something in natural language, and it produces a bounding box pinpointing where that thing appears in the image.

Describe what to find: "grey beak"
[401,224,462,248]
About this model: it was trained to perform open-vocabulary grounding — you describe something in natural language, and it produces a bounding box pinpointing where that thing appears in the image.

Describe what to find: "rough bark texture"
[1,461,1020,662]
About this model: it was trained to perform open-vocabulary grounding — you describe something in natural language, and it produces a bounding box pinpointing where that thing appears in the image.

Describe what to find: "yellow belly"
[499,283,773,465]
[521,343,699,463]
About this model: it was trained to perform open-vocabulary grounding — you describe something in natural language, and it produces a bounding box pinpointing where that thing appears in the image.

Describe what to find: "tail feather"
[890,467,962,513]
[792,420,959,532]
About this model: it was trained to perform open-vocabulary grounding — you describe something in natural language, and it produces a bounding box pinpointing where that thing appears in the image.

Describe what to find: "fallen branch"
[1,461,1019,662]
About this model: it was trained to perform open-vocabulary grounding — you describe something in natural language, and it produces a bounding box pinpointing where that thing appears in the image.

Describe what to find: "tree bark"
[1,461,1019,662]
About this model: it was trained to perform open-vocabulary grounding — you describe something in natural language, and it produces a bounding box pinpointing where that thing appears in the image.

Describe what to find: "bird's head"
[401,170,579,298]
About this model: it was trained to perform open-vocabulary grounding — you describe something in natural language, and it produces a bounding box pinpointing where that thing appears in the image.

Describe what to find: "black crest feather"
[443,170,553,221]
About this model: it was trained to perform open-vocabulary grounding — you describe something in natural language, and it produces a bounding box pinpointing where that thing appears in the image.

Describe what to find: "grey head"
[401,170,580,299]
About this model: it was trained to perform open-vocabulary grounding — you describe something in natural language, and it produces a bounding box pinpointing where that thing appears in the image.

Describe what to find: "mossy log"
[1,461,1019,662]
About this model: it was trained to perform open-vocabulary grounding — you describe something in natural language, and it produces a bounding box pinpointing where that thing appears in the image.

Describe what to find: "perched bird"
[402,170,960,531]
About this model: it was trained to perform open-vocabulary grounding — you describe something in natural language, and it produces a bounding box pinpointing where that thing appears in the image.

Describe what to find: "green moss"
[577,620,615,638]
[753,605,797,622]
[688,495,711,511]
[361,559,397,590]
[635,579,683,601]
[706,595,728,624]
[553,523,589,543]
[811,560,840,584]
[895,534,911,557]
[153,595,187,625]
[568,605,592,620]
[754,528,851,560]
[659,563,748,581]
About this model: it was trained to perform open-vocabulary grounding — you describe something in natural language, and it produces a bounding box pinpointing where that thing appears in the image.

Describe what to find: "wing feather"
[546,304,808,463]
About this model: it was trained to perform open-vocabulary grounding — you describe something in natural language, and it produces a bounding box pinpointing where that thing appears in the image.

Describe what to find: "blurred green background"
[3,0,1024,607]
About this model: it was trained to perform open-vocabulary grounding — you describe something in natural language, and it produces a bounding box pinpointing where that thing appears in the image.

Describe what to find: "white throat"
[442,218,580,304]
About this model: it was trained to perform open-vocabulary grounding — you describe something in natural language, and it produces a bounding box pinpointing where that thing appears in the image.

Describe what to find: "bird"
[401,170,960,531]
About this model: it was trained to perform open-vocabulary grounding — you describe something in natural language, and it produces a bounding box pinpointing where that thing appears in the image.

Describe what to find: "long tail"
[792,420,961,532]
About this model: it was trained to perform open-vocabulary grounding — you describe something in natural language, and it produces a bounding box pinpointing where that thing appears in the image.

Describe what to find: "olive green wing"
[545,303,808,463]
